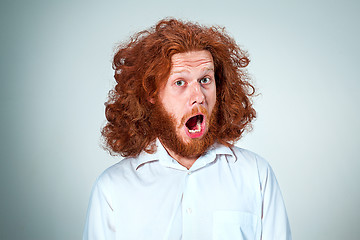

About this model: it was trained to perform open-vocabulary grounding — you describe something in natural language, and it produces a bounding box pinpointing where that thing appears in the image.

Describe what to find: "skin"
[157,50,217,169]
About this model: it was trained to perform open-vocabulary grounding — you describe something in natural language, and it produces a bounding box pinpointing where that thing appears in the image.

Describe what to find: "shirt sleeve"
[259,159,292,240]
[83,177,116,240]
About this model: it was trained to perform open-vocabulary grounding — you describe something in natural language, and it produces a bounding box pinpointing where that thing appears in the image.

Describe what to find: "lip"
[184,114,206,139]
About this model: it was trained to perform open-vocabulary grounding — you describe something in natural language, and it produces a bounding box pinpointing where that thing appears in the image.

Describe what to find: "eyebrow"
[170,67,214,75]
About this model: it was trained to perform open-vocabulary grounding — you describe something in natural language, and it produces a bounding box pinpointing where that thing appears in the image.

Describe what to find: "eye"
[175,80,185,86]
[200,77,211,84]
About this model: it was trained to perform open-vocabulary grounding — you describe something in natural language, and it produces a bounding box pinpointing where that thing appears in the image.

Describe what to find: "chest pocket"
[213,211,259,240]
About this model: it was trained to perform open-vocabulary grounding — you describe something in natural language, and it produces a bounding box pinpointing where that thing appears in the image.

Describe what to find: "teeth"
[188,120,202,133]
[188,129,200,133]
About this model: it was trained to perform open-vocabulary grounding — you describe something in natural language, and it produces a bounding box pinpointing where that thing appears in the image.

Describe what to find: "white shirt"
[83,140,291,240]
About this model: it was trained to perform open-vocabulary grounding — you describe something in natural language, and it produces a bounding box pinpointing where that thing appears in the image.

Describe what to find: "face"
[153,50,217,158]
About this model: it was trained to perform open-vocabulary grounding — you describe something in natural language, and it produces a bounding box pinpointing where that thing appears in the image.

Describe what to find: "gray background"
[1,0,359,239]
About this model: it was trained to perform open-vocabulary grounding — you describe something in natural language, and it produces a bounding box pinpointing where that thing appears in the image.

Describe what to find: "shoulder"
[103,157,136,176]
[228,145,274,184]
[94,157,139,191]
[230,145,270,169]
[230,146,281,192]
[94,146,162,190]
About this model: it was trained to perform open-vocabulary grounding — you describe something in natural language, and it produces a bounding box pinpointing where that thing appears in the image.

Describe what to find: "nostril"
[191,93,205,104]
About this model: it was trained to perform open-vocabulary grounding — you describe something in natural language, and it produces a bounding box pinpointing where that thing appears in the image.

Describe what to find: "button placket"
[182,171,196,238]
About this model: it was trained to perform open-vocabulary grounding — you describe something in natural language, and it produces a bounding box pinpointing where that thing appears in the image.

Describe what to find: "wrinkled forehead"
[171,50,214,71]
[169,50,214,75]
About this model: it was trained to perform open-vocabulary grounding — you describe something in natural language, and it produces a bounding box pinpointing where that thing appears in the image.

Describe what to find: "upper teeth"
[188,121,201,133]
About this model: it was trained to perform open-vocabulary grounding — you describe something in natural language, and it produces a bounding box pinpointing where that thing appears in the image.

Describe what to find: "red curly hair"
[102,18,256,157]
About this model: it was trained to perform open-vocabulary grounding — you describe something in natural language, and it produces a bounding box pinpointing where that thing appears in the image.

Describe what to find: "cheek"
[165,94,185,112]
[162,100,183,122]
[208,88,217,109]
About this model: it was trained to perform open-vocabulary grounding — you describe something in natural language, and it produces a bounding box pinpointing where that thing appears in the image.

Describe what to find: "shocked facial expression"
[158,50,217,145]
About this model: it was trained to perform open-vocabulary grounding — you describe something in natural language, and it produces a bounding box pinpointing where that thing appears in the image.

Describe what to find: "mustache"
[178,105,209,128]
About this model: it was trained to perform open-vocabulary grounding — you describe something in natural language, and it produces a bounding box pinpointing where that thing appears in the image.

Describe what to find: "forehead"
[170,50,214,73]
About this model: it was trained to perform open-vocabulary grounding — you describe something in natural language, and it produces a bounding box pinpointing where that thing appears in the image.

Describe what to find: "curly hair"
[102,18,256,157]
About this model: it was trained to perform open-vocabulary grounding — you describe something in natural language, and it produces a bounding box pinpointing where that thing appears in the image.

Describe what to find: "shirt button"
[186,208,192,214]
[187,171,192,175]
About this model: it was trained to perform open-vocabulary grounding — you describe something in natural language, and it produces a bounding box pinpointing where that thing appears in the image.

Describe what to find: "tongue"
[187,116,198,130]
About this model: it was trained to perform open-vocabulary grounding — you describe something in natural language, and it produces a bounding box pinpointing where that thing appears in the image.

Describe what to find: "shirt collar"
[208,142,236,163]
[193,142,236,169]
[135,139,176,170]
[135,139,236,170]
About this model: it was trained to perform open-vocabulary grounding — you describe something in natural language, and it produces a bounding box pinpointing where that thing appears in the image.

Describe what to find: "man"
[83,18,291,239]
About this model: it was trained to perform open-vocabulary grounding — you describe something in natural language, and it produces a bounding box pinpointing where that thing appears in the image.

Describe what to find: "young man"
[83,18,291,240]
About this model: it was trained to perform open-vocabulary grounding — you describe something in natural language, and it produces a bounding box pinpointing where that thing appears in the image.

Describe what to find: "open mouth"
[185,114,204,133]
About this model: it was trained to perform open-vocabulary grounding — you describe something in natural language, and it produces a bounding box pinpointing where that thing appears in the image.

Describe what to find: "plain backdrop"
[1,0,359,239]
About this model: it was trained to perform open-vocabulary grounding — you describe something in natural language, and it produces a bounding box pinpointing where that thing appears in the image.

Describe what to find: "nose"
[189,82,205,105]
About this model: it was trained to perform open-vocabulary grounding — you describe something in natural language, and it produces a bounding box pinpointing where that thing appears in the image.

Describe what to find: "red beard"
[150,102,219,159]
